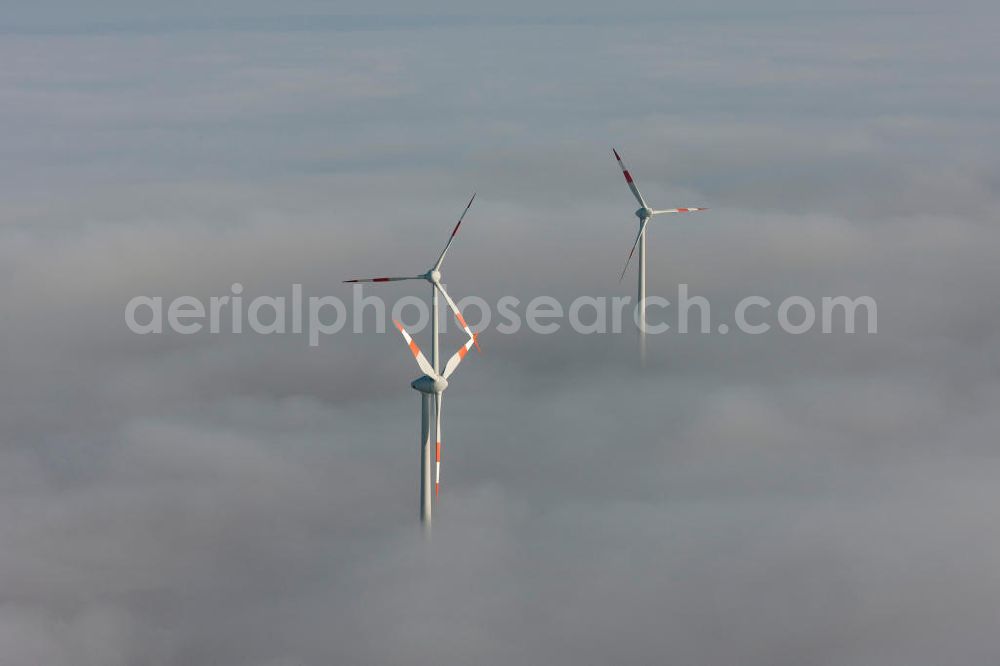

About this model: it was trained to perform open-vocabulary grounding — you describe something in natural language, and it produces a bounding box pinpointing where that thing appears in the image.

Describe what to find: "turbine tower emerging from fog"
[612,149,707,362]
[394,309,476,529]
[344,196,480,528]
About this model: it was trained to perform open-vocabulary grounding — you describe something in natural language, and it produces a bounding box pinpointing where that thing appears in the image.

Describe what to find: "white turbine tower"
[344,195,480,526]
[612,149,707,361]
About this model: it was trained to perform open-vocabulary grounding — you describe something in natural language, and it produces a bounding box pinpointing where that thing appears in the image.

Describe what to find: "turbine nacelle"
[411,374,448,394]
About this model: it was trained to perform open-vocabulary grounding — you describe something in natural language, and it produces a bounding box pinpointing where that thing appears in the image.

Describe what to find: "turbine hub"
[411,374,447,394]
[428,270,442,283]
[636,207,652,220]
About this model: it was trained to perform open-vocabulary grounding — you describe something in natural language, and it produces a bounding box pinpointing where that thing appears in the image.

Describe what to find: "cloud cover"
[1,2,999,664]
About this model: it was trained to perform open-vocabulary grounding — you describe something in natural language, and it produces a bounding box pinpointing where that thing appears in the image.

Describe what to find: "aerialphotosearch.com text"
[124,284,877,346]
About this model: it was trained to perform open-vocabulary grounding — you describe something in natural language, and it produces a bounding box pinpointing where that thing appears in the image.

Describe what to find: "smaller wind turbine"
[612,149,707,361]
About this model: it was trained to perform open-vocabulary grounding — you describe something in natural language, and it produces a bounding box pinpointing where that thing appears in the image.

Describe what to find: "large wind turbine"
[344,195,480,525]
[612,149,707,361]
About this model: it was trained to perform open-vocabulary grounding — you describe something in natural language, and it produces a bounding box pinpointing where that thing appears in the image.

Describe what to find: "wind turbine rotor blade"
[651,207,708,215]
[436,282,480,352]
[343,276,422,283]
[612,148,647,209]
[435,393,442,498]
[619,218,650,282]
[393,320,436,377]
[433,192,477,271]
[442,330,477,379]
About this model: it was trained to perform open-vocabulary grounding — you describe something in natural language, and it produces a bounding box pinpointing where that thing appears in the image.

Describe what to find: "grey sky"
[1,2,998,665]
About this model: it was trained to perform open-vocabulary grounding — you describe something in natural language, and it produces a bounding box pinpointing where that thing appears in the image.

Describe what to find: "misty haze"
[1,1,998,665]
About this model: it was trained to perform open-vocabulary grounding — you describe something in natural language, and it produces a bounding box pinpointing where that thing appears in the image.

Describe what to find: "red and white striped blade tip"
[612,149,638,190]
[393,319,415,345]
[435,442,441,497]
[343,276,401,283]
[450,193,476,233]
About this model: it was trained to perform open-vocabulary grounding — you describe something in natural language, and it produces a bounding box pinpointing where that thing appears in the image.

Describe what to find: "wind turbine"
[612,149,707,361]
[344,195,480,526]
